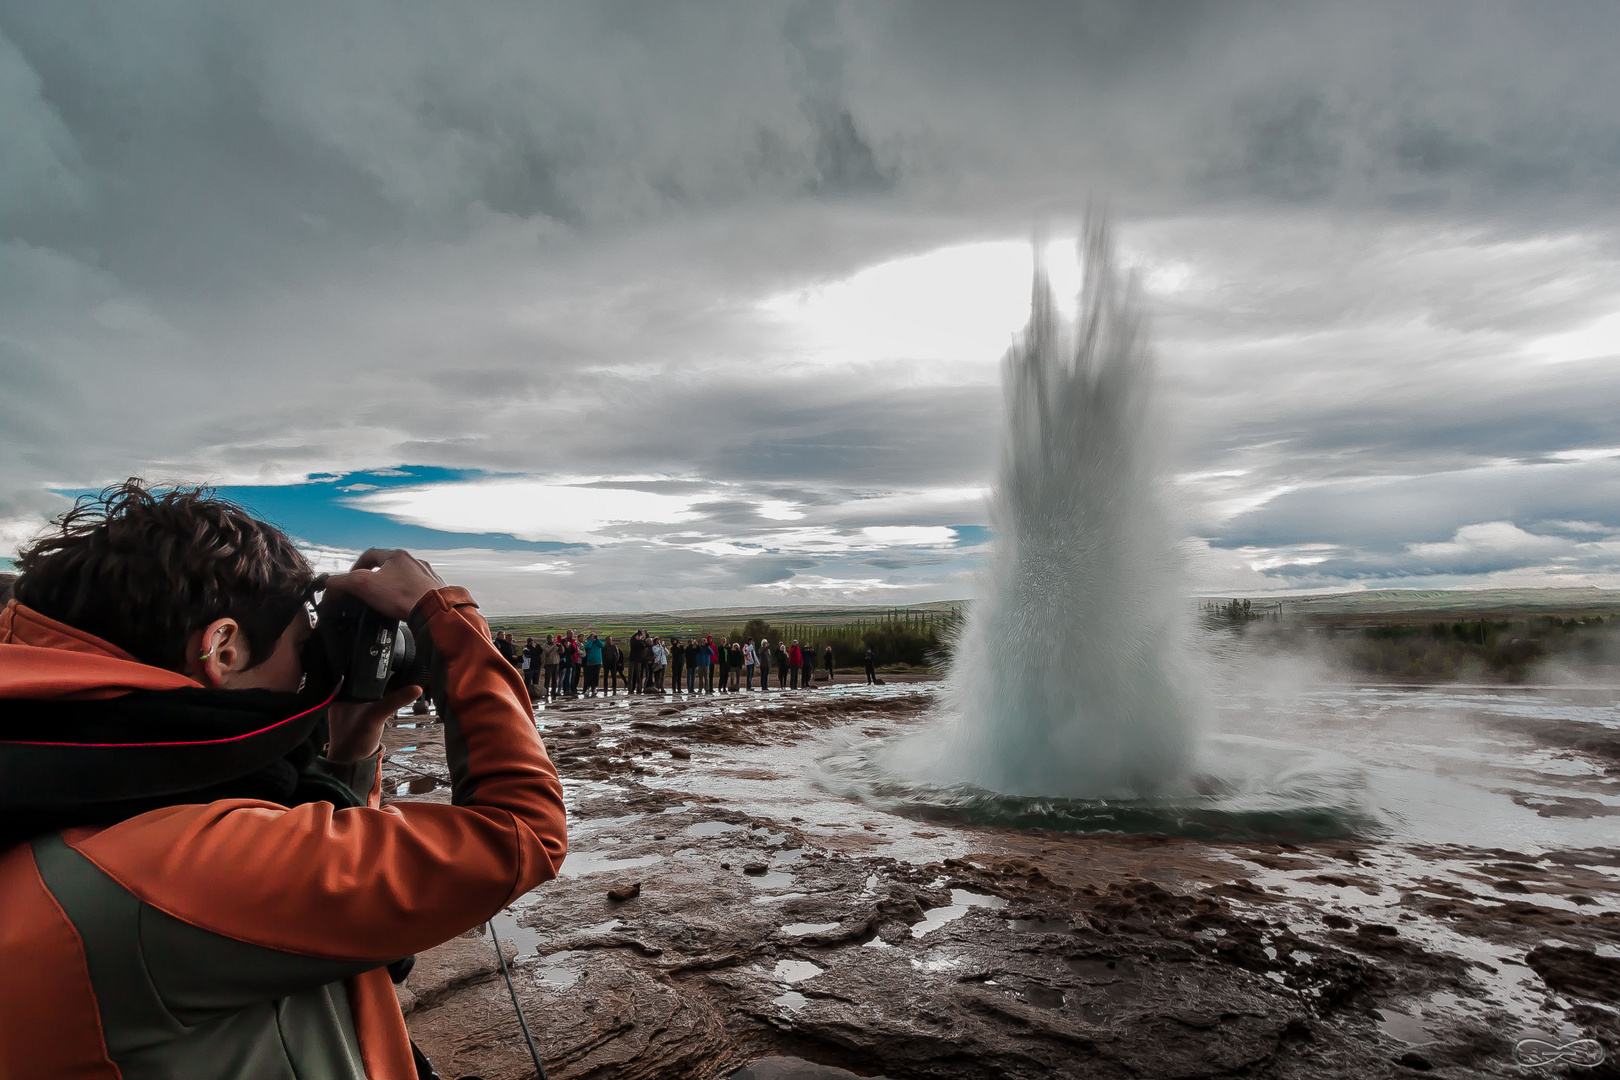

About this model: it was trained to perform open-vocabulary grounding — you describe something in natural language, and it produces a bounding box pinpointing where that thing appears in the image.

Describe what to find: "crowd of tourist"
[490,629,880,698]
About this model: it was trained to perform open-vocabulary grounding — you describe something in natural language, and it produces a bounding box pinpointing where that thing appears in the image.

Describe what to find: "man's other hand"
[324,549,447,621]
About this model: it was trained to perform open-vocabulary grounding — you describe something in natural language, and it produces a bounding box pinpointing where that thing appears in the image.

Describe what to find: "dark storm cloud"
[6,1,1620,602]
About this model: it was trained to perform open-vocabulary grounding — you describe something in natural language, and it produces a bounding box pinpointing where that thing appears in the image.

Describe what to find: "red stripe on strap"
[0,689,338,748]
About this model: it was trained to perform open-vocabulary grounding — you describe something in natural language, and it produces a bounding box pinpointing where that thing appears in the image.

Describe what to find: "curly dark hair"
[13,479,315,672]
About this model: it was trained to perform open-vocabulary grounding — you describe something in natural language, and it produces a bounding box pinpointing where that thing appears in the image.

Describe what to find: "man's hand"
[326,684,422,763]
[323,548,447,621]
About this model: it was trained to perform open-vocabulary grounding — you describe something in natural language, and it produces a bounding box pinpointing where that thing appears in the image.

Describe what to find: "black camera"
[301,591,433,703]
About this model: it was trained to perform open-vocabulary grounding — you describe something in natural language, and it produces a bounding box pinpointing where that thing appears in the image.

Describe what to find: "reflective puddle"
[557,851,665,878]
[773,959,823,983]
[911,890,1009,937]
[782,922,840,936]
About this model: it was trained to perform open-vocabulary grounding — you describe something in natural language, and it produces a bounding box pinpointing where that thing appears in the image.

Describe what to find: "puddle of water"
[746,870,797,890]
[571,814,644,837]
[862,937,893,949]
[534,948,586,989]
[774,959,823,984]
[1018,983,1065,1009]
[782,922,841,936]
[684,821,746,837]
[557,851,665,878]
[395,723,419,729]
[1009,918,1071,935]
[773,990,809,1012]
[483,908,545,957]
[583,918,622,935]
[727,1056,884,1080]
[911,890,1010,937]
[661,803,694,815]
[754,892,808,905]
[1375,1008,1434,1046]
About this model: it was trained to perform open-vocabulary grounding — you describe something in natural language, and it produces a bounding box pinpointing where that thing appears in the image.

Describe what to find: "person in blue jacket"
[584,632,604,696]
[695,634,713,693]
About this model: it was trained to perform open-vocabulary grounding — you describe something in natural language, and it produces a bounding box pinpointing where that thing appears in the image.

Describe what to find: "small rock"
[1396,1051,1433,1071]
[720,862,731,870]
[1322,914,1353,929]
[743,863,769,875]
[670,747,692,760]
[607,882,642,903]
[654,834,667,840]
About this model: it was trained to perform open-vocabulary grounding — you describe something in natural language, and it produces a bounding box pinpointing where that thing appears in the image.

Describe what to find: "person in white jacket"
[743,640,758,690]
[651,639,668,693]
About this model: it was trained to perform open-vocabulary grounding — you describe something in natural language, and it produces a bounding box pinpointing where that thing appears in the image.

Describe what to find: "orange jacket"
[0,588,567,1078]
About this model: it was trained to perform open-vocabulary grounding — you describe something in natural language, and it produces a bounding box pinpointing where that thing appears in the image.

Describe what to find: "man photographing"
[0,480,568,1079]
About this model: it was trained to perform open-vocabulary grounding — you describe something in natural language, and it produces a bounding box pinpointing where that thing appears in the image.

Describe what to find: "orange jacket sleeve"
[64,586,567,962]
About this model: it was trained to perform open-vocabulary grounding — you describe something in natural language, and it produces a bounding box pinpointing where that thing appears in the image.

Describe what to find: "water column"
[937,220,1199,798]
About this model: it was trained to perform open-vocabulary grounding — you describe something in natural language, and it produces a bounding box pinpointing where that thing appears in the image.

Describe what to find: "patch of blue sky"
[56,467,582,555]
[950,525,992,548]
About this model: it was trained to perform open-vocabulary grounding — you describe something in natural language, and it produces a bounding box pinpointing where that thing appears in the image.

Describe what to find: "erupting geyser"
[935,219,1199,799]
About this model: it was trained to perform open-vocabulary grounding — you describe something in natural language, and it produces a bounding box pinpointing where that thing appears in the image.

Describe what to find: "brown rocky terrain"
[380,684,1620,1080]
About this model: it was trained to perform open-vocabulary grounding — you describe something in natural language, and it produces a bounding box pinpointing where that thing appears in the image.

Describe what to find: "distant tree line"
[1334,615,1610,681]
[716,607,964,670]
[1201,598,1279,627]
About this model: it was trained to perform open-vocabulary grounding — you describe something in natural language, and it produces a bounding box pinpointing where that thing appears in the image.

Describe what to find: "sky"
[6,1,1620,613]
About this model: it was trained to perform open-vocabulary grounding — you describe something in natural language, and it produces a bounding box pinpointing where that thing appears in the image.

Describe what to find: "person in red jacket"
[788,640,803,688]
[0,481,567,1079]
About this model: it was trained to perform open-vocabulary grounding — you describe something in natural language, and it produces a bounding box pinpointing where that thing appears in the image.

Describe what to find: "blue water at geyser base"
[819,728,1381,843]
[820,222,1378,842]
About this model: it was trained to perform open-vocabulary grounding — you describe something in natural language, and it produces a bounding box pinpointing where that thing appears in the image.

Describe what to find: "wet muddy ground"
[380,681,1620,1080]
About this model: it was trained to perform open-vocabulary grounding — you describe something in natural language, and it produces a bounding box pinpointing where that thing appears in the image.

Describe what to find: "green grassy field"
[489,588,1620,637]
[1260,586,1620,620]
[1199,588,1620,682]
[486,588,1620,684]
[488,600,966,640]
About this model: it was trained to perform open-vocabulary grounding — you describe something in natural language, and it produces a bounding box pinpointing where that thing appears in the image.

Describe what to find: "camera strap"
[0,685,334,807]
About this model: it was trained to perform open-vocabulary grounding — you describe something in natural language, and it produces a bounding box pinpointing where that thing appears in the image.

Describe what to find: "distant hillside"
[1264,587,1620,621]
[488,600,967,639]
[489,588,1620,635]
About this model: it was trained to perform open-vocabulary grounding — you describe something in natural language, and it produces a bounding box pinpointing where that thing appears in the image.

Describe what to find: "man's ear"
[185,617,248,687]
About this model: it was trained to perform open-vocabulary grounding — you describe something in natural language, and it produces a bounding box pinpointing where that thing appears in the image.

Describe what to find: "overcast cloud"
[5,1,1620,612]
